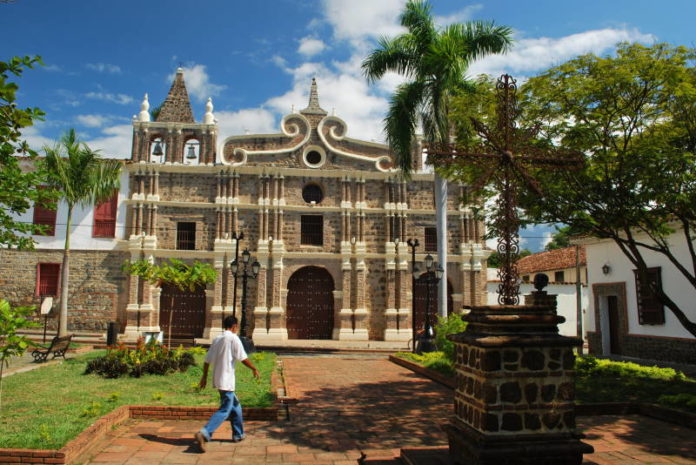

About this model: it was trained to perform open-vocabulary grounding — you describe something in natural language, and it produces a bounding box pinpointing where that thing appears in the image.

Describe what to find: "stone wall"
[587,331,696,364]
[0,249,129,331]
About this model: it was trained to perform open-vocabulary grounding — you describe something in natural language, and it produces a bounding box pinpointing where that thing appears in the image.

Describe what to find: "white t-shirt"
[205,330,248,392]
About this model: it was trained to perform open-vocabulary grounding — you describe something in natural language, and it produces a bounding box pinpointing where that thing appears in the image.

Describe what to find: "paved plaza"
[74,355,696,465]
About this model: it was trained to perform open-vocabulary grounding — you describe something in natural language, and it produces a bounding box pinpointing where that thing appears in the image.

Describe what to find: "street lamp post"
[230,248,260,354]
[406,238,419,353]
[229,231,244,321]
[417,254,443,353]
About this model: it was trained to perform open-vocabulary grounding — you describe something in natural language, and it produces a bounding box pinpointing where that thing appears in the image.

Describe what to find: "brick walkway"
[76,356,696,465]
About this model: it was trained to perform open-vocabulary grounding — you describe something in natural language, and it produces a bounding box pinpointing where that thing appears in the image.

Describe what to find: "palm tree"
[43,129,121,336]
[362,0,512,318]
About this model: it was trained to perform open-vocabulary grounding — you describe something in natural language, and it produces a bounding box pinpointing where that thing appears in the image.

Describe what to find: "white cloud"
[86,63,122,74]
[468,28,656,78]
[215,109,277,139]
[21,125,56,151]
[322,0,404,49]
[541,230,553,250]
[75,114,110,128]
[434,4,483,27]
[298,37,327,57]
[85,92,134,105]
[172,64,226,102]
[85,124,133,159]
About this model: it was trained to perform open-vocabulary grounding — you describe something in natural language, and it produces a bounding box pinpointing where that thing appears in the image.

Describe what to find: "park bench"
[31,334,73,362]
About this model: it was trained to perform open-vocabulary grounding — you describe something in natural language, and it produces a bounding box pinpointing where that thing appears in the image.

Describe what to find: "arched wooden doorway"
[413,273,453,333]
[159,283,207,339]
[286,266,335,339]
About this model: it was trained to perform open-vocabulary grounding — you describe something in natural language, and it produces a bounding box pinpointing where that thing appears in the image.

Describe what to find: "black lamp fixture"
[602,263,611,275]
[230,248,260,354]
[416,254,440,354]
[406,238,420,353]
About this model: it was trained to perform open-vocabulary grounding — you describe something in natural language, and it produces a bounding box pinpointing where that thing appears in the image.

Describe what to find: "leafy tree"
[43,130,121,336]
[0,299,38,412]
[124,258,217,345]
[519,42,696,336]
[124,258,217,292]
[487,248,532,268]
[544,225,575,251]
[0,56,51,249]
[362,0,511,317]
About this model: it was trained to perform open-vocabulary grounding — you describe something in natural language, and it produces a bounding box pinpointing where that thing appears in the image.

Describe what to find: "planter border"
[0,405,280,464]
[389,354,696,430]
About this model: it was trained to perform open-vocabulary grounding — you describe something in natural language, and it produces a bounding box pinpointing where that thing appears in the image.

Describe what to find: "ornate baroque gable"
[221,79,394,173]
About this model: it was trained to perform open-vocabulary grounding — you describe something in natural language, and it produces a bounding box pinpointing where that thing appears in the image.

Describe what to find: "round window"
[302,184,324,204]
[306,150,322,165]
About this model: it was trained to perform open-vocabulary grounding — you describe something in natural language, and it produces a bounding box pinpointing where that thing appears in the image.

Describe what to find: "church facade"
[2,69,489,344]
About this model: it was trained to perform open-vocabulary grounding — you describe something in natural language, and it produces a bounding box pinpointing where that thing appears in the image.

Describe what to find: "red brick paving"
[74,356,696,465]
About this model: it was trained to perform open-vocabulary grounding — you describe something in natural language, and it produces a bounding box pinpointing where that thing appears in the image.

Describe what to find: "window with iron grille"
[32,187,56,236]
[302,183,324,204]
[634,267,665,325]
[301,215,323,246]
[424,227,437,252]
[93,190,118,238]
[554,271,565,282]
[177,222,196,250]
[36,263,60,297]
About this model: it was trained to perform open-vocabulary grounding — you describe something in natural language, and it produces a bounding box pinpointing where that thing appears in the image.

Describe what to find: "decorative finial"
[138,93,150,122]
[176,66,184,74]
[204,97,215,124]
[291,104,295,113]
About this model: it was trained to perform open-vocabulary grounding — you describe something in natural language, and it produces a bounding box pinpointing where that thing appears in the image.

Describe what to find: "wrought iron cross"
[429,74,582,305]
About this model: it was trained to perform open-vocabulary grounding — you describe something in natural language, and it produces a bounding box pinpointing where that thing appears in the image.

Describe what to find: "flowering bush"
[85,338,196,378]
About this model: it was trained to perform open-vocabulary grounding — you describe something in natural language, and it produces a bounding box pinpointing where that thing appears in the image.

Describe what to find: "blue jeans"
[200,390,244,441]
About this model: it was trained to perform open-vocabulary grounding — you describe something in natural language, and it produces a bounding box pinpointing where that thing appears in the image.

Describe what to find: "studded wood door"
[286,266,335,339]
[159,284,207,339]
[413,273,453,333]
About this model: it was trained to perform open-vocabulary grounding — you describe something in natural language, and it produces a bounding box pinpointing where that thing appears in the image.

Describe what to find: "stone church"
[3,69,489,344]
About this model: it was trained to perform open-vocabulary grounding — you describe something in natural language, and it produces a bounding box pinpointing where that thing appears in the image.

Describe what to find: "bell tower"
[131,67,217,165]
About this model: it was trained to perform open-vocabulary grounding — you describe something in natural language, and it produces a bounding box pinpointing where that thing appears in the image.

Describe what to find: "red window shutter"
[37,263,60,297]
[93,191,118,237]
[33,187,57,236]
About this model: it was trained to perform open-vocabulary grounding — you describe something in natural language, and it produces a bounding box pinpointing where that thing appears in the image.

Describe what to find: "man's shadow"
[139,434,239,454]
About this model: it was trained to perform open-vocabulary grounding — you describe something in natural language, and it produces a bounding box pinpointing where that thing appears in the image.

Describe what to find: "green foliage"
[361,0,512,175]
[396,351,455,377]
[0,56,48,249]
[574,355,696,412]
[518,42,696,336]
[487,248,532,268]
[84,339,197,378]
[658,393,696,409]
[0,351,276,449]
[434,313,468,361]
[0,299,38,366]
[123,258,217,292]
[544,225,577,251]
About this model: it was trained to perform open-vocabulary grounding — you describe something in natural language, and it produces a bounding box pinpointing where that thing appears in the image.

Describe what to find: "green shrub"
[435,313,468,362]
[575,355,687,382]
[396,351,454,377]
[658,393,696,409]
[85,339,197,379]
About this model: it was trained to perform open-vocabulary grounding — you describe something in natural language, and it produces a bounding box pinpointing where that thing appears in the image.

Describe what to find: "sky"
[2,0,693,251]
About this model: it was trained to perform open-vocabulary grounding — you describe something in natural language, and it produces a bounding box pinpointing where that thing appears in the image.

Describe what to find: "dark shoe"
[194,432,207,452]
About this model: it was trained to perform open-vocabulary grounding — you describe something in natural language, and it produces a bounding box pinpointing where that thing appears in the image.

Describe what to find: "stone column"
[336,249,355,340]
[351,243,369,341]
[251,258,269,341]
[444,293,593,465]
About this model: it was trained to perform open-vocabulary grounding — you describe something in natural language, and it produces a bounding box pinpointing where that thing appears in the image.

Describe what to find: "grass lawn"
[394,351,696,413]
[0,350,276,450]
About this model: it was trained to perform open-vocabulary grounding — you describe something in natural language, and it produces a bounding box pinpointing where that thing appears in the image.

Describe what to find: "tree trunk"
[435,173,448,318]
[58,206,72,337]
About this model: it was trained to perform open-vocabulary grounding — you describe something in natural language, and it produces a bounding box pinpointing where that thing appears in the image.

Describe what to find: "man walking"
[194,316,260,452]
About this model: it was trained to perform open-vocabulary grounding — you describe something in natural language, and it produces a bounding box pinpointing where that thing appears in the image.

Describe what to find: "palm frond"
[445,21,513,63]
[385,80,427,175]
[401,0,435,50]
[362,36,417,82]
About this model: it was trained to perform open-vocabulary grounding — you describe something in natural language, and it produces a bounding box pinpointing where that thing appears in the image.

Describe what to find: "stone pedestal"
[444,292,593,465]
